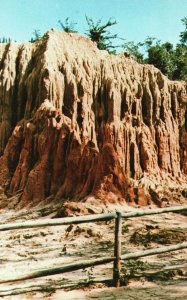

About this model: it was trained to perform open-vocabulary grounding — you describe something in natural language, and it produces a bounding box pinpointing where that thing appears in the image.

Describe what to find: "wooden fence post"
[113,212,122,287]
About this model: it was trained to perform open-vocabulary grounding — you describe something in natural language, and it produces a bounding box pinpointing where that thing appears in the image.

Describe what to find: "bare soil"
[0,204,186,299]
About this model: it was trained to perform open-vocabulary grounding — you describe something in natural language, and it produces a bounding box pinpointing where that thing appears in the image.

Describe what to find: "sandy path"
[0,205,186,299]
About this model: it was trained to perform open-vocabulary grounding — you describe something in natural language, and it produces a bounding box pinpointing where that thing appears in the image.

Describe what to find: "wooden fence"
[0,205,187,288]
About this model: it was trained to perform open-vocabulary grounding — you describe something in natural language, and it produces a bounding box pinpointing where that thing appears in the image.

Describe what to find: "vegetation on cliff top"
[123,18,187,80]
[0,16,187,81]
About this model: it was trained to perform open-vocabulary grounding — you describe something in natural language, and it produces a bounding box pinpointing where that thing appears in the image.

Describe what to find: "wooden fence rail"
[1,242,187,285]
[0,212,116,231]
[121,205,187,219]
[0,205,187,232]
[0,205,187,288]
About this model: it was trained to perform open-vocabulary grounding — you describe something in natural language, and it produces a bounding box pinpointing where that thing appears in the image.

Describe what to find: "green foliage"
[173,43,187,80]
[58,18,77,33]
[180,17,187,44]
[1,15,186,81]
[146,41,176,79]
[85,16,118,53]
[30,29,41,43]
[144,34,187,80]
[122,18,187,81]
[122,41,144,62]
[0,37,11,43]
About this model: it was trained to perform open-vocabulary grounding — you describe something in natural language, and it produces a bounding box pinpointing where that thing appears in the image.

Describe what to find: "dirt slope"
[0,30,187,209]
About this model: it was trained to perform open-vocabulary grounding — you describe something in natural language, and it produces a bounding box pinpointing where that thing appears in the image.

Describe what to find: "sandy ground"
[0,204,187,299]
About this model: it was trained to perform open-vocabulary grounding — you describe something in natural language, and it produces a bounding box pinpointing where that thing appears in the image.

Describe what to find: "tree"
[122,41,144,62]
[143,36,158,49]
[180,17,187,44]
[85,16,118,53]
[173,43,187,80]
[146,41,176,79]
[30,29,41,42]
[58,18,77,33]
[0,37,11,43]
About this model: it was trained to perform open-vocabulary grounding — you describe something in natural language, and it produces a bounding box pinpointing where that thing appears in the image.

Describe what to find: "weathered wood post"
[113,211,122,287]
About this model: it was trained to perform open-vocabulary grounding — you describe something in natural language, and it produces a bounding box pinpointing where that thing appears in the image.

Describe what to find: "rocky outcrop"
[0,30,187,210]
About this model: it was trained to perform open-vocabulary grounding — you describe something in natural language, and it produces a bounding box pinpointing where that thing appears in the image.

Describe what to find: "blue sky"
[0,0,187,45]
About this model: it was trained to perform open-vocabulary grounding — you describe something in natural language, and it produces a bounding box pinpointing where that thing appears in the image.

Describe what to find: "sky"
[0,0,187,45]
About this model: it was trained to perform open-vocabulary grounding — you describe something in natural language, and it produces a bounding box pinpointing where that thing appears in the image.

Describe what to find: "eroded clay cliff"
[0,30,187,211]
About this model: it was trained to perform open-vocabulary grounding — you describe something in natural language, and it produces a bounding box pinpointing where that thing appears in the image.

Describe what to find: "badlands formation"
[0,30,187,213]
